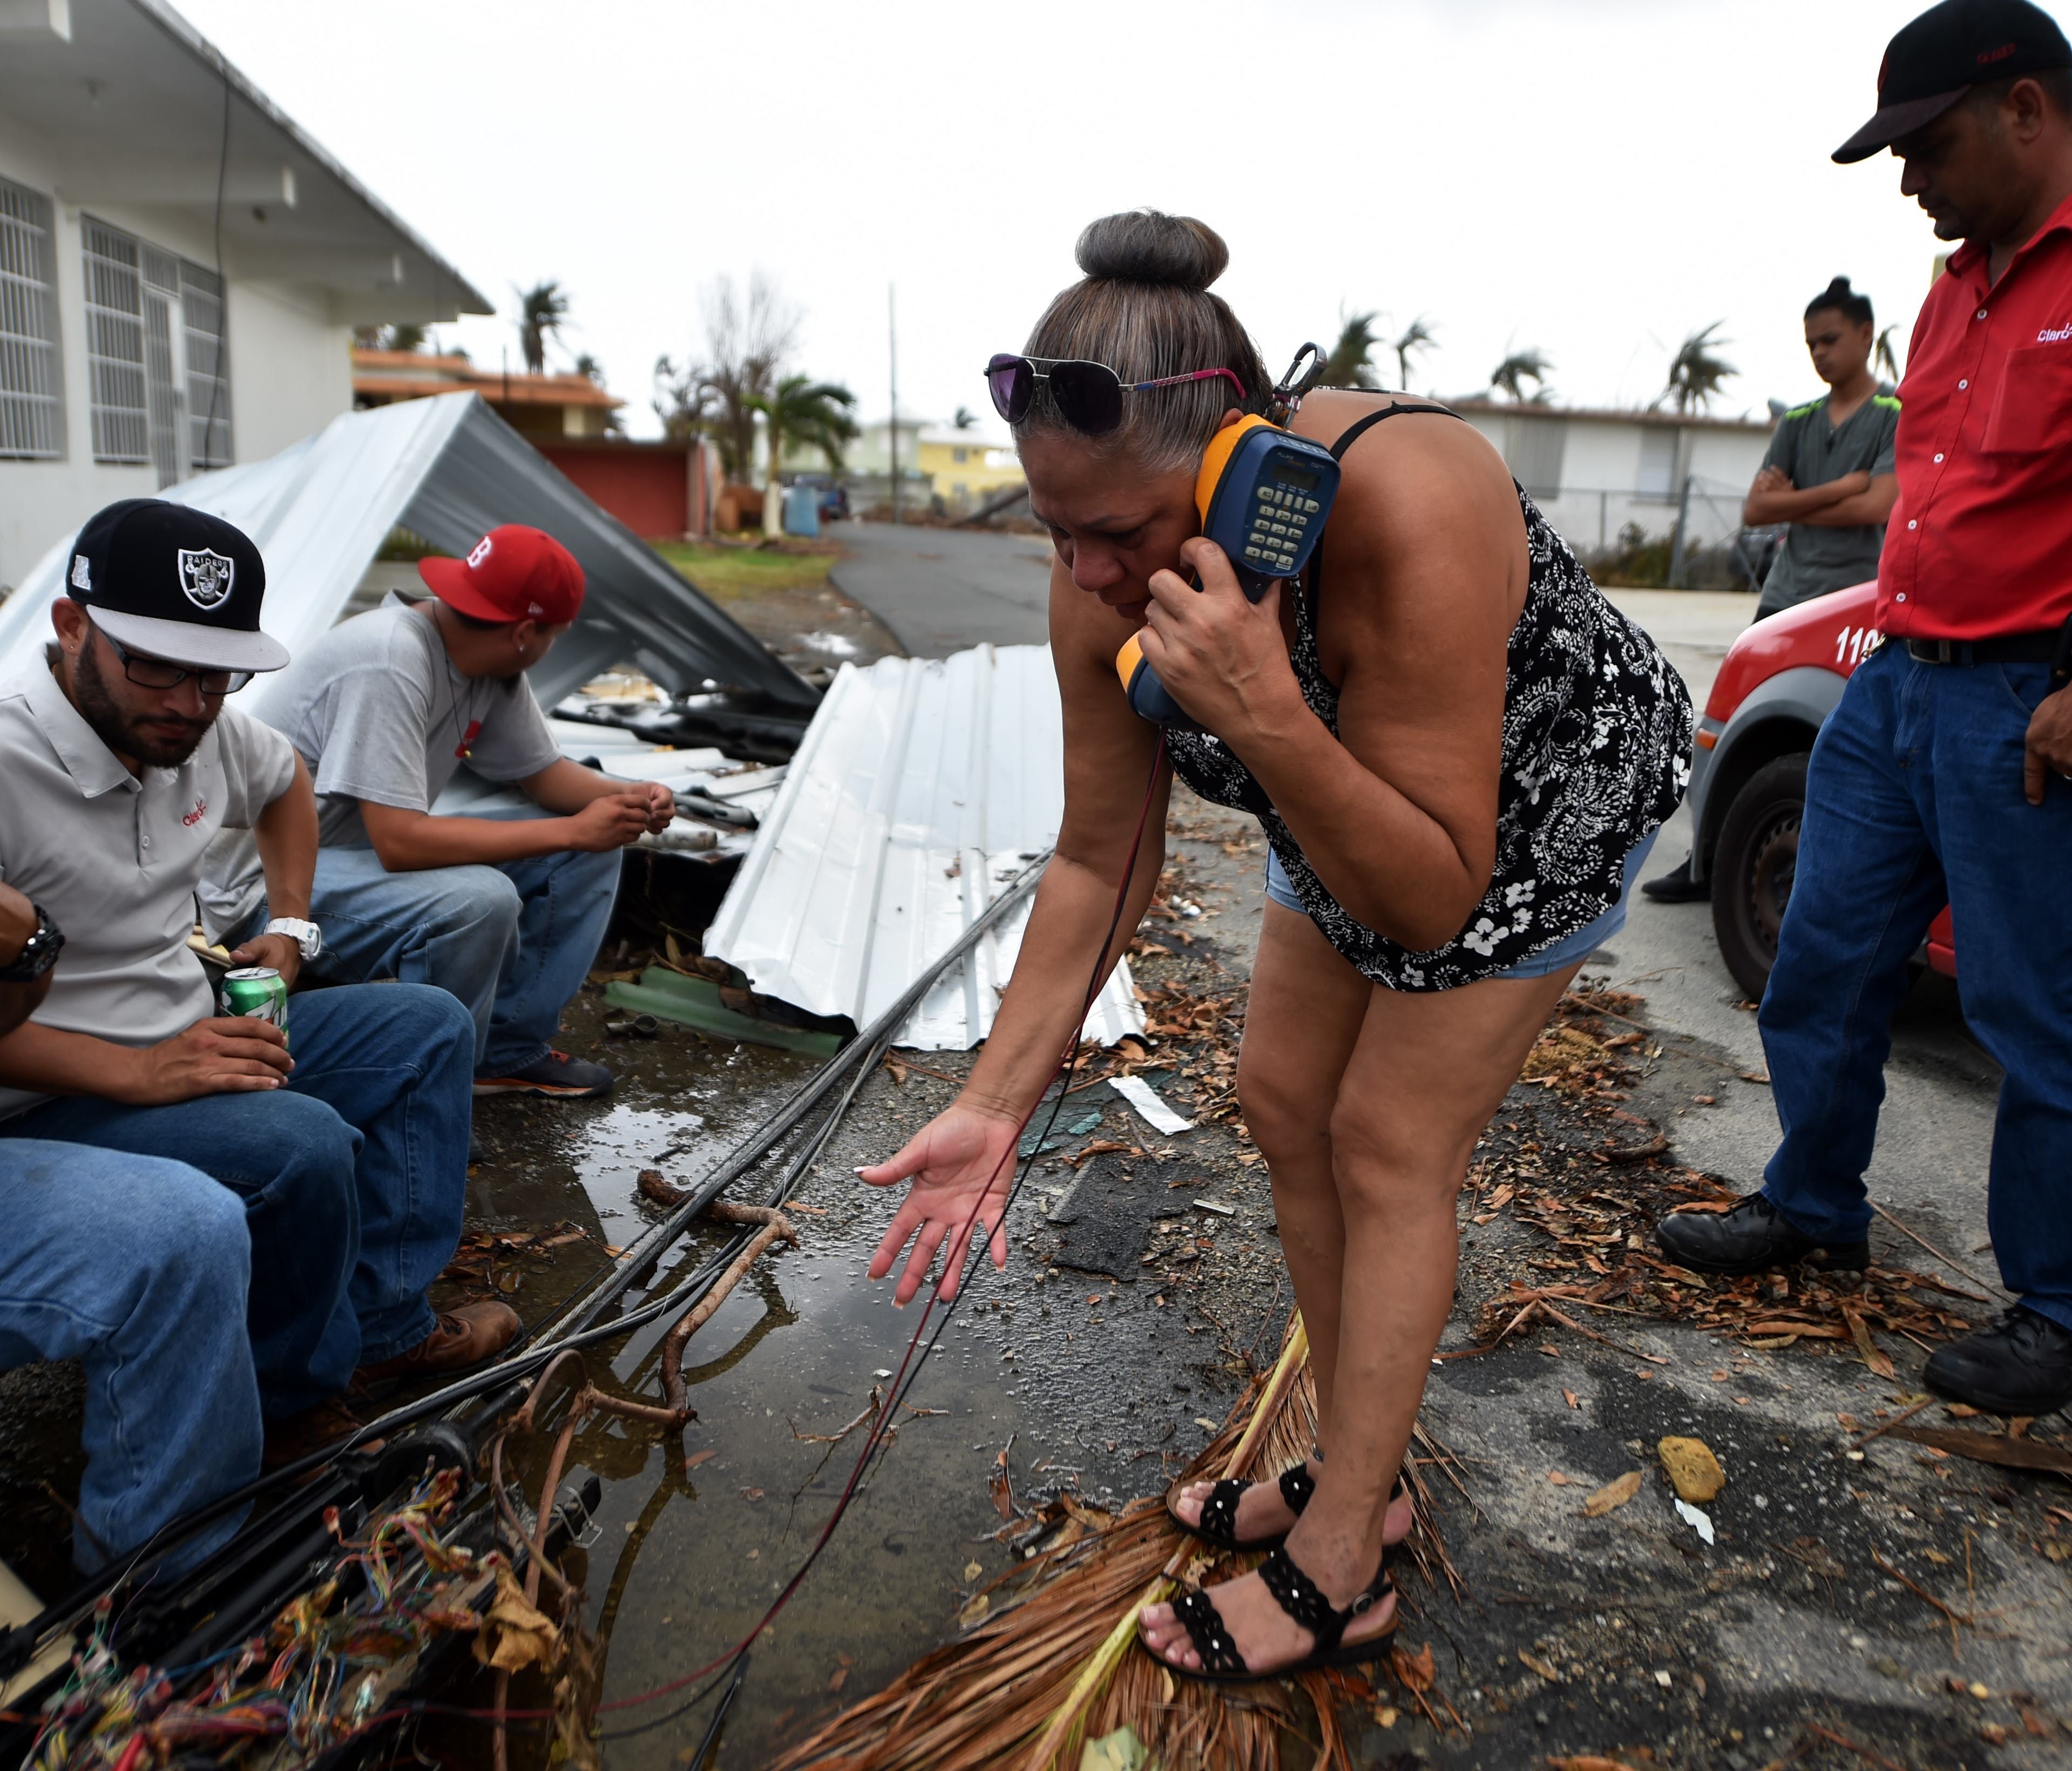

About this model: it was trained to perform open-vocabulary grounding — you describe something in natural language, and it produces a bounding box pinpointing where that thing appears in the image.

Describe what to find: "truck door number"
[1835,626,1883,668]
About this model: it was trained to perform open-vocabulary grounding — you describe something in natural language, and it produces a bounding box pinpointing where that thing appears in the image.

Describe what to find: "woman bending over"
[862,211,1692,1682]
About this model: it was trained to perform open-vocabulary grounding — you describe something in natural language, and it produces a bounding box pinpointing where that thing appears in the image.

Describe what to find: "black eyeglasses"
[94,623,251,697]
[985,354,1247,436]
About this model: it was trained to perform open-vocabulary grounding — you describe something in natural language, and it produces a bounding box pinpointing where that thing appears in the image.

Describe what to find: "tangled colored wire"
[24,1469,495,1770]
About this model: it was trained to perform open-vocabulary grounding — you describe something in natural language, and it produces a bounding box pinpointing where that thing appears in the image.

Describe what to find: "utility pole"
[1668,469,1694,589]
[888,283,899,526]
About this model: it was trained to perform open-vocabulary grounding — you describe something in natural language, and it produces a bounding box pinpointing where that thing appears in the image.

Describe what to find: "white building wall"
[226,279,351,463]
[0,139,353,593]
[1462,405,1771,559]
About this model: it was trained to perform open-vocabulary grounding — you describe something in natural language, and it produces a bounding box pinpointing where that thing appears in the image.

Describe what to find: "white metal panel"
[0,393,814,710]
[706,645,1145,1052]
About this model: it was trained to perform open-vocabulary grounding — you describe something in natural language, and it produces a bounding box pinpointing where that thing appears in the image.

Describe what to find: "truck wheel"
[1710,752,1810,1002]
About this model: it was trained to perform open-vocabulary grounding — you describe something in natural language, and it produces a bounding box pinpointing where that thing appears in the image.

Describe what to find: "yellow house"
[914,424,1023,512]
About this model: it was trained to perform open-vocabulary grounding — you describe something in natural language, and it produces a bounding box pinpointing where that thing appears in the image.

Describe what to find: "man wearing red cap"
[211,525,674,1099]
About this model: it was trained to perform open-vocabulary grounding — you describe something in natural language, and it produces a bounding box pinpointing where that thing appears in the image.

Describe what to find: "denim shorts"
[1264,830,1656,981]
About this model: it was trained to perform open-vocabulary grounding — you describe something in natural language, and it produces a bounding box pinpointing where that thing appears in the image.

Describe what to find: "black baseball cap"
[1834,0,2072,162]
[65,498,289,673]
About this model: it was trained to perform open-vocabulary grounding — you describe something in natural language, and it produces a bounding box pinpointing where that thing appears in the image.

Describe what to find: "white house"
[0,0,489,593]
[1448,397,1773,562]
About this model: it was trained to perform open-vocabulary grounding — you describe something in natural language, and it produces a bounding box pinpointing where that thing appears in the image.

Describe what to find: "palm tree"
[1873,324,1904,386]
[1489,348,1553,402]
[573,352,605,386]
[1391,315,1437,391]
[515,280,569,375]
[1660,323,1735,414]
[1322,309,1382,388]
[952,405,978,429]
[753,374,859,537]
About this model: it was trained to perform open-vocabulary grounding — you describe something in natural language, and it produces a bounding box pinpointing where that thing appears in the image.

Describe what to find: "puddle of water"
[475,1013,1255,1766]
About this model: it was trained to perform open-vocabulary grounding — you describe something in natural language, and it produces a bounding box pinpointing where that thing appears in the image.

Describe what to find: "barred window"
[83,220,231,484]
[0,178,64,461]
[181,261,231,470]
[83,217,149,466]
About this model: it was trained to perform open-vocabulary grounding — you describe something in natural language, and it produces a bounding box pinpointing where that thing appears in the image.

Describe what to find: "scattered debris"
[1109,1074,1194,1136]
[1583,1471,1644,1518]
[1673,1498,1715,1545]
[1657,1437,1725,1504]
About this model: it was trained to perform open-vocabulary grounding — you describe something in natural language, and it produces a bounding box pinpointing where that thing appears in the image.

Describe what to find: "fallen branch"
[791,1387,886,1446]
[1887,1427,2072,1477]
[1536,1303,1672,1366]
[1870,1549,1968,1655]
[1869,1203,2009,1301]
[1804,1721,1912,1771]
[1848,1398,1934,1449]
[659,1202,798,1421]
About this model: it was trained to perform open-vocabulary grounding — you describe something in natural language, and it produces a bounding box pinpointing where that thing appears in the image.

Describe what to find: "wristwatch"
[263,916,324,962]
[0,903,64,982]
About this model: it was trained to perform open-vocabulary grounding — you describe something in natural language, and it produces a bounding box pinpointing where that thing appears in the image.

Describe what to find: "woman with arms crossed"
[862,212,1693,1682]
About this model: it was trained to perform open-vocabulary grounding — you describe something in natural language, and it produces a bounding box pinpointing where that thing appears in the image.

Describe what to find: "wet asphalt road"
[827,522,1054,657]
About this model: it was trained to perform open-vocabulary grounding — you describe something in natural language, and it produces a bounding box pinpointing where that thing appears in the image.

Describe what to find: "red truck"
[1681,582,1958,999]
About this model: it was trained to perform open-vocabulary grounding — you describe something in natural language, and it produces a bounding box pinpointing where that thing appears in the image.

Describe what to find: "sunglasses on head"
[985,354,1247,436]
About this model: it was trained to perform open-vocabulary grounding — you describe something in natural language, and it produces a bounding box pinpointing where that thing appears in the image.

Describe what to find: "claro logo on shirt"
[2037,324,2072,343]
[181,795,208,827]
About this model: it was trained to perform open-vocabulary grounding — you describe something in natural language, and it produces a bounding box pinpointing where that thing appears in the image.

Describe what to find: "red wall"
[535,442,703,539]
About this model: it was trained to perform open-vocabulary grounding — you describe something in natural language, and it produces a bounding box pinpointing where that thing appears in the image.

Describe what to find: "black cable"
[202,53,229,470]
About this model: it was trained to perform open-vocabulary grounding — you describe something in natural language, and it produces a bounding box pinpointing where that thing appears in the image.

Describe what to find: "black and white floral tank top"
[1163,403,1694,993]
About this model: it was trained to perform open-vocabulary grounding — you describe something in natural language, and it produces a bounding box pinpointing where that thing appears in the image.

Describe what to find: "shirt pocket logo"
[1982,341,2072,455]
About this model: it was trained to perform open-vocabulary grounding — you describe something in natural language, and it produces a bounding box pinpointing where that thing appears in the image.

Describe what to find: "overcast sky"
[179,0,2030,442]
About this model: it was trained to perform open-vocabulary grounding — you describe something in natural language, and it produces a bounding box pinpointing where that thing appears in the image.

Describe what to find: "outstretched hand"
[858,1103,1024,1305]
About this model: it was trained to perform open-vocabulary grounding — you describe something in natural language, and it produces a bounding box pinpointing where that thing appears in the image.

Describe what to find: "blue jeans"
[242,829,622,1076]
[1759,643,2072,1328]
[0,1140,261,1576]
[0,984,475,1414]
[1264,833,1656,979]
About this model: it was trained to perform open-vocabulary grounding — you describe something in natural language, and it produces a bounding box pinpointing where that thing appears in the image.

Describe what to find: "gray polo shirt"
[1756,391,1900,617]
[0,656,299,1119]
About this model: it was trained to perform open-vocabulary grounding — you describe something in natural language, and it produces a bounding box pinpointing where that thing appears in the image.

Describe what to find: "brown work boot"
[263,1396,383,1473]
[354,1300,520,1387]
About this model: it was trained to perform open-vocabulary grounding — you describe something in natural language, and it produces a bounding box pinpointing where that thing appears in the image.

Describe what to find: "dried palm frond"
[770,1315,1460,1771]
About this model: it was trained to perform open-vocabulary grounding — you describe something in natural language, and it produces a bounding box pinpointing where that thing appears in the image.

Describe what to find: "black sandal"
[1167,1465,1408,1551]
[1147,1545,1398,1684]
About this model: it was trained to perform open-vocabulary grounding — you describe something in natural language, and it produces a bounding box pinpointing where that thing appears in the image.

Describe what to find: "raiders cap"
[65,498,289,673]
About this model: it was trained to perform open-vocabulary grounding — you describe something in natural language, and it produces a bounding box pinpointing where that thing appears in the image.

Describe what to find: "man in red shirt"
[1658,0,2072,1417]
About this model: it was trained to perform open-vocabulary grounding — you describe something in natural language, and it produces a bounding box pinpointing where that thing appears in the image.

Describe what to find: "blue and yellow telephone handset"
[1115,356,1342,726]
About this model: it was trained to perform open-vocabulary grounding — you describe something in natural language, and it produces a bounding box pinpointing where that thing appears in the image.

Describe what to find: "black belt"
[1905,631,2062,666]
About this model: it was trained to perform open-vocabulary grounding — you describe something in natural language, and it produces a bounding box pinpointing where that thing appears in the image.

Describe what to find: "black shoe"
[1640,856,1710,904]
[1924,1308,2072,1416]
[1655,1193,1868,1274]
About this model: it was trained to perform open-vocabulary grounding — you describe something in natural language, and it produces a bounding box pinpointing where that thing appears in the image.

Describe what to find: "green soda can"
[220,966,289,1048]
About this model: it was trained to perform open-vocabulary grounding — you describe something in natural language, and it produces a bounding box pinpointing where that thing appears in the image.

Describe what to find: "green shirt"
[1756,391,1900,616]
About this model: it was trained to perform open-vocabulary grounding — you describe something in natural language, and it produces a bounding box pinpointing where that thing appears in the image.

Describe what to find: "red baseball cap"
[418,525,585,624]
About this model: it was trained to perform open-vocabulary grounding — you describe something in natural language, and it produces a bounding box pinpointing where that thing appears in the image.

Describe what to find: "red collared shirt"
[1879,187,2072,640]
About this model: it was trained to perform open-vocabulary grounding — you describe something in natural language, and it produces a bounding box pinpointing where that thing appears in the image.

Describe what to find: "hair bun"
[1825,276,1854,297]
[1075,211,1228,290]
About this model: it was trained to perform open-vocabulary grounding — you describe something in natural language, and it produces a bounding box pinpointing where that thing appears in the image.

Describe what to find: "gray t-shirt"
[1756,391,1900,617]
[267,593,561,848]
[199,594,562,934]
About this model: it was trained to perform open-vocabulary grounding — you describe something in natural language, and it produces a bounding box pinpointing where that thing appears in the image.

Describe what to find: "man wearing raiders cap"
[0,498,517,1466]
[1659,0,2072,1418]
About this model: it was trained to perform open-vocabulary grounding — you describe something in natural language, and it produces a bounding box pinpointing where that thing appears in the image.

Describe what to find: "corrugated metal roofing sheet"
[705,644,1145,1051]
[0,394,815,711]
